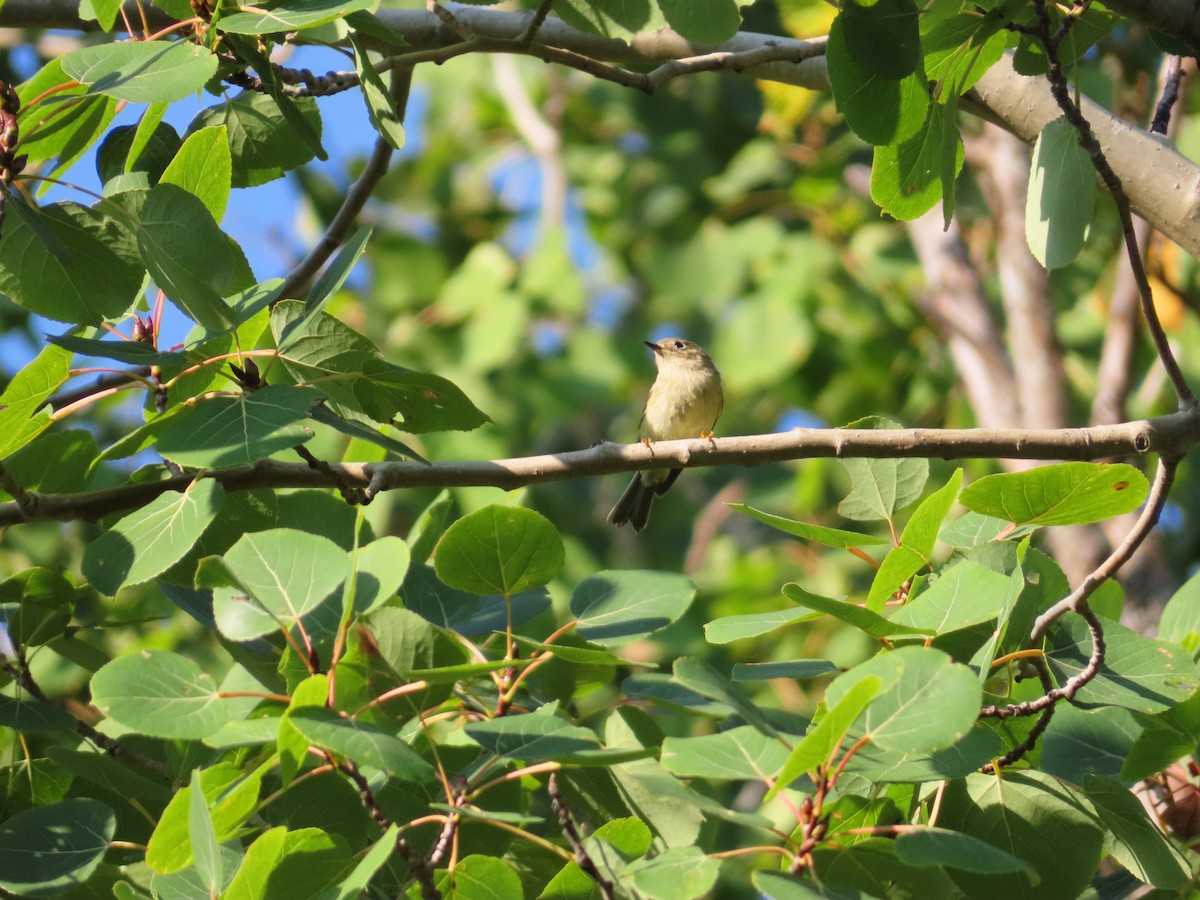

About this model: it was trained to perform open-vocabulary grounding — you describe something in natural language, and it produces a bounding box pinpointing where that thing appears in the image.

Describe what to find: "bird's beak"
[644,340,660,354]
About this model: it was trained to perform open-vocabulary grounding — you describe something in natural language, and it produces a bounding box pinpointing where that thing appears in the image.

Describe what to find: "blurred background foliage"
[1,0,1200,736]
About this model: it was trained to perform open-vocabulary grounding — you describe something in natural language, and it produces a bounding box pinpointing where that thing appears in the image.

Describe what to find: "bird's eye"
[673,340,685,349]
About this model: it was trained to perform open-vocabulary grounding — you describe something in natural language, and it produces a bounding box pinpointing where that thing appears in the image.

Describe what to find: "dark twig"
[979,663,1056,773]
[1030,0,1195,408]
[0,461,37,516]
[517,0,555,46]
[294,444,370,505]
[274,67,413,303]
[1150,56,1185,135]
[225,65,360,98]
[548,774,614,900]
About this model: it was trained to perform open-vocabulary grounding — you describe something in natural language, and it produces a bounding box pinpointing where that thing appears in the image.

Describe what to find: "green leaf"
[90,649,227,739]
[146,762,263,874]
[215,528,347,640]
[0,695,76,732]
[782,584,932,639]
[673,656,778,736]
[894,827,1036,876]
[82,480,224,596]
[154,384,320,467]
[188,90,323,187]
[733,660,841,681]
[1026,117,1097,269]
[704,607,820,644]
[465,704,603,763]
[187,770,222,897]
[430,855,524,900]
[827,14,929,146]
[124,102,172,174]
[842,0,920,78]
[16,59,118,171]
[61,40,218,103]
[825,646,980,753]
[899,468,962,556]
[277,226,373,350]
[45,334,186,366]
[0,200,142,325]
[1160,568,1200,654]
[223,827,351,900]
[160,125,232,222]
[1040,704,1138,784]
[1084,775,1190,889]
[938,771,1103,899]
[771,676,881,798]
[322,823,398,900]
[730,502,889,549]
[0,799,116,896]
[939,511,1036,547]
[434,505,564,595]
[870,100,964,221]
[865,545,926,612]
[1046,614,1200,714]
[662,726,794,781]
[571,570,696,647]
[889,560,1012,634]
[137,183,240,330]
[623,846,721,900]
[553,0,665,42]
[754,870,871,898]
[218,0,376,33]
[844,727,1002,783]
[657,0,741,44]
[350,38,405,149]
[288,708,434,781]
[837,424,929,521]
[922,11,1007,101]
[960,462,1148,527]
[0,345,71,458]
[350,535,409,615]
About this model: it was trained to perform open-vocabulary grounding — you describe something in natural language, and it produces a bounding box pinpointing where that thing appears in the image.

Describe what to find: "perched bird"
[607,337,723,532]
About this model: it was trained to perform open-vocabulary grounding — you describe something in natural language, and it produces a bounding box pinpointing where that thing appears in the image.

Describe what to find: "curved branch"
[2,412,1196,526]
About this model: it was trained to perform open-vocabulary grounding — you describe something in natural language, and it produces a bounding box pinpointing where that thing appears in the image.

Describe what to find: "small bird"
[608,337,723,532]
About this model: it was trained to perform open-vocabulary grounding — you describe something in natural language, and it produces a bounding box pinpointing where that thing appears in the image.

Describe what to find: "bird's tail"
[607,474,656,532]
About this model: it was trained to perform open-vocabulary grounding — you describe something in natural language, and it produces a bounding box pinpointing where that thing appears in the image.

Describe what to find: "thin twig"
[517,0,554,46]
[548,773,614,900]
[0,461,37,516]
[1031,0,1195,408]
[274,67,413,303]
[1150,55,1185,135]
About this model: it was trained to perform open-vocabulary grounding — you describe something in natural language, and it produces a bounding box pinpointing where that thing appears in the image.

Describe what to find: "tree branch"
[2,413,1196,526]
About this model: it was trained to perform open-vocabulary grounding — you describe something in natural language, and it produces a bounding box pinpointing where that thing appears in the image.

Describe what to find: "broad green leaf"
[1159,568,1200,654]
[0,799,116,896]
[899,468,963,556]
[215,528,346,640]
[730,502,889,548]
[1026,117,1097,269]
[623,673,733,718]
[511,634,629,666]
[1034,701,1138,785]
[429,855,524,899]
[843,728,1003,783]
[1084,775,1190,889]
[154,384,320,467]
[0,345,71,458]
[288,708,434,781]
[0,200,142,325]
[302,226,374,333]
[188,90,323,187]
[17,59,118,170]
[889,560,1012,634]
[222,826,351,900]
[400,564,551,637]
[553,0,666,42]
[704,607,820,644]
[322,823,398,900]
[959,462,1148,526]
[270,301,488,433]
[1045,614,1200,714]
[137,183,239,330]
[125,102,171,173]
[825,646,980,753]
[61,40,218,103]
[662,726,793,781]
[408,489,453,564]
[96,119,181,183]
[0,696,76,732]
[770,676,881,799]
[146,762,263,873]
[572,570,696,647]
[90,649,227,739]
[435,505,564,595]
[827,15,929,146]
[673,656,778,736]
[938,772,1103,899]
[842,0,920,78]
[350,535,409,614]
[160,125,232,221]
[658,0,740,44]
[187,770,222,896]
[939,511,1036,547]
[218,0,375,33]
[623,846,721,900]
[350,38,405,149]
[754,870,872,898]
[82,479,224,595]
[871,100,964,221]
[465,704,602,763]
[837,423,929,521]
[45,334,186,366]
[895,827,1036,876]
[921,10,1008,100]
[783,584,932,639]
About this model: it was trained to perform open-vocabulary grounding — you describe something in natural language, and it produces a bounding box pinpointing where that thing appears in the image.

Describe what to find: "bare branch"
[3,413,1196,526]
